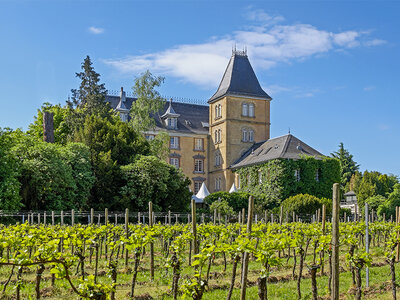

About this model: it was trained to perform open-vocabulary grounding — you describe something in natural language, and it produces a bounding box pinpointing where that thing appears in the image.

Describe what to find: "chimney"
[43,111,55,143]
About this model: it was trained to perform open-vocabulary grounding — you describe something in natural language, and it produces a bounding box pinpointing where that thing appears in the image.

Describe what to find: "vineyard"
[1,201,400,300]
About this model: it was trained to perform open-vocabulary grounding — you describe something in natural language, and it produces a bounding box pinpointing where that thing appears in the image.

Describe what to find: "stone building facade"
[108,50,329,195]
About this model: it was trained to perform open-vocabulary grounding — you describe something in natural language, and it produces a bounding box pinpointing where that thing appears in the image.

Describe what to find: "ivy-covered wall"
[235,156,340,209]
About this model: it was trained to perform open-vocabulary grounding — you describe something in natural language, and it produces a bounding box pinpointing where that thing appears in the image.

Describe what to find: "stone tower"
[208,50,272,192]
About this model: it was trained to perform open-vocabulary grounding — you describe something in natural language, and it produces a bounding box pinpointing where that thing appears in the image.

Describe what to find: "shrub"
[281,193,331,216]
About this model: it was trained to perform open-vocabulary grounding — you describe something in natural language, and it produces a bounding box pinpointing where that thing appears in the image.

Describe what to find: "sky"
[0,0,399,176]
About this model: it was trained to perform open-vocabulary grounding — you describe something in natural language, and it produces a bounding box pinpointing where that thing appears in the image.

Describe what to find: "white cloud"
[103,8,385,88]
[88,26,104,34]
[364,86,376,91]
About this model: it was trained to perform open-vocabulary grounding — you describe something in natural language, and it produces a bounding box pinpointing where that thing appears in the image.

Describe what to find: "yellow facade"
[208,95,271,192]
[166,133,209,193]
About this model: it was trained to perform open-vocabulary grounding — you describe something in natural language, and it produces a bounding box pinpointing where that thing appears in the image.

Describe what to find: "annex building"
[108,50,329,195]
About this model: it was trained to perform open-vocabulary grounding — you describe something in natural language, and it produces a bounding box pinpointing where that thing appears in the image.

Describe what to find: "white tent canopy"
[194,182,210,203]
[229,183,238,193]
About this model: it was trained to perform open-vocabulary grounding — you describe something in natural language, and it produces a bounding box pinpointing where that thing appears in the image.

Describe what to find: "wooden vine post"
[320,204,326,275]
[125,208,129,267]
[240,196,254,300]
[396,206,400,261]
[331,183,340,300]
[90,208,94,225]
[191,199,198,255]
[149,202,154,280]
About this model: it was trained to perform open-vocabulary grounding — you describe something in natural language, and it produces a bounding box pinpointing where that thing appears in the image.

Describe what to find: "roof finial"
[288,127,291,135]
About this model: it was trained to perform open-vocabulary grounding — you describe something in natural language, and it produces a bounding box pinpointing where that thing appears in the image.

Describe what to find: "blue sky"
[0,0,399,176]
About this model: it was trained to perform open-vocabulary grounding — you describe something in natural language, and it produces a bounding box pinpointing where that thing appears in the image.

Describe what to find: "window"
[242,103,248,116]
[169,157,179,169]
[215,129,222,144]
[249,130,254,142]
[258,170,263,184]
[249,103,255,117]
[120,113,128,122]
[145,135,155,141]
[215,177,222,191]
[167,118,177,129]
[242,128,254,142]
[194,181,202,194]
[170,137,179,149]
[238,176,241,189]
[215,152,222,166]
[194,138,203,151]
[315,169,320,182]
[214,104,222,119]
[294,169,301,182]
[194,159,204,173]
[247,174,251,186]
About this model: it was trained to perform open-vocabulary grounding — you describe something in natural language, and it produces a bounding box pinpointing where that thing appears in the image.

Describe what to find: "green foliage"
[0,128,22,210]
[203,191,251,212]
[236,156,340,210]
[353,170,399,209]
[209,199,234,216]
[365,195,386,211]
[130,70,165,132]
[281,194,331,216]
[149,131,170,160]
[73,114,150,209]
[67,56,109,116]
[27,102,73,144]
[10,132,94,210]
[331,143,359,187]
[120,155,191,212]
[377,184,400,219]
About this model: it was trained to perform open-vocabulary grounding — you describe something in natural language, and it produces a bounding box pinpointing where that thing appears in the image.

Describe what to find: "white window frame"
[170,136,179,149]
[194,159,204,173]
[169,157,179,169]
[249,130,254,142]
[194,138,203,151]
[242,129,248,142]
[218,129,221,143]
[218,104,222,118]
[258,170,263,184]
[315,169,320,182]
[294,169,301,182]
[215,177,221,191]
[145,134,155,141]
[194,181,202,194]
[242,103,248,116]
[249,103,255,117]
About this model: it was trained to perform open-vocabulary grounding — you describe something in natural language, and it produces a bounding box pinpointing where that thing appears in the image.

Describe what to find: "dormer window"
[166,118,177,129]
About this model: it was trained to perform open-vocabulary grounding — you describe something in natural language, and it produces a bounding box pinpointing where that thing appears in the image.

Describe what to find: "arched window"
[249,103,255,117]
[215,151,222,166]
[242,103,248,116]
[249,129,254,142]
[215,105,218,119]
[218,129,221,143]
[218,104,222,118]
[242,129,248,142]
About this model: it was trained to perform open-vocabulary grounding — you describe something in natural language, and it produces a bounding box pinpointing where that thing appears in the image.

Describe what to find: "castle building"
[108,50,333,196]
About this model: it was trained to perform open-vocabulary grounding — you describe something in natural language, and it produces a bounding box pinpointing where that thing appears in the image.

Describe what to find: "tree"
[377,184,400,219]
[0,128,22,210]
[281,194,331,216]
[27,102,73,144]
[66,56,111,134]
[10,132,94,210]
[331,143,359,187]
[120,155,191,212]
[73,114,150,209]
[209,199,234,217]
[129,70,165,132]
[203,191,251,212]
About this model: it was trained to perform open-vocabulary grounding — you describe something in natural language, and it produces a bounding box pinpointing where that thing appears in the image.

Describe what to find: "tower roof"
[209,51,272,103]
[161,99,180,119]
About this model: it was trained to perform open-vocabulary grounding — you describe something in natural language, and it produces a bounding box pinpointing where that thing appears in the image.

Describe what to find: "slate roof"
[107,95,209,135]
[209,51,272,103]
[230,134,324,170]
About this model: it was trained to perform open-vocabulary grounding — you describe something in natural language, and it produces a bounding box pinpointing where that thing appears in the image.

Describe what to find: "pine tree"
[331,142,359,187]
[67,55,109,116]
